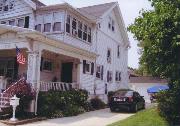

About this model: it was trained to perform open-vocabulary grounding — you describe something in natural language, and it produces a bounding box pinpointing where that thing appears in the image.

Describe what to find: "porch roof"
[0,24,98,59]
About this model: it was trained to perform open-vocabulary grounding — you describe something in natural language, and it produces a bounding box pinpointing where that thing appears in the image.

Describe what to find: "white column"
[27,51,40,89]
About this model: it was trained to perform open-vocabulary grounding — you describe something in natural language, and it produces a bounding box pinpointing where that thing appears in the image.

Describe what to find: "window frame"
[107,48,112,63]
[44,23,51,32]
[78,21,83,39]
[96,65,101,79]
[42,59,53,72]
[17,18,25,27]
[117,45,120,58]
[115,71,121,82]
[66,14,71,34]
[85,61,91,74]
[53,22,61,32]
[8,19,15,26]
[107,70,113,83]
[35,24,42,32]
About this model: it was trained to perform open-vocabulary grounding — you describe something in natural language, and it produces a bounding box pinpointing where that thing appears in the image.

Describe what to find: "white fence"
[39,81,78,92]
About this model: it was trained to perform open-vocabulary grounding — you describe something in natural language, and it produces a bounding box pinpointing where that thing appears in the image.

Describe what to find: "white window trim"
[85,61,91,74]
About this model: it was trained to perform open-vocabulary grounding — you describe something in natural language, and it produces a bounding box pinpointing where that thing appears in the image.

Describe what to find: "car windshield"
[114,91,133,97]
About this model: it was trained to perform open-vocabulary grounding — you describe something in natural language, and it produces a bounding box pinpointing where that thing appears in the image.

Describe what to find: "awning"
[147,85,169,93]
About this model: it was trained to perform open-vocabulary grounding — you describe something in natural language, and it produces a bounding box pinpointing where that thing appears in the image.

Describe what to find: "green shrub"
[90,97,106,110]
[37,89,88,118]
[157,82,180,125]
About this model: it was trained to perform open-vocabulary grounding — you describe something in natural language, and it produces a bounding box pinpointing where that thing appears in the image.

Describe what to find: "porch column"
[27,51,40,88]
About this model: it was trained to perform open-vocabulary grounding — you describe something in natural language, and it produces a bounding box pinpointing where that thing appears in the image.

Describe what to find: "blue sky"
[39,0,152,68]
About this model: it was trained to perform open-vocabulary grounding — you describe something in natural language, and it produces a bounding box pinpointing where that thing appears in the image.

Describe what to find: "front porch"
[0,49,80,92]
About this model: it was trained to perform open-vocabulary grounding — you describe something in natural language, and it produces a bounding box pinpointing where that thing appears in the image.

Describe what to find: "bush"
[90,97,106,110]
[37,89,89,118]
[157,82,180,125]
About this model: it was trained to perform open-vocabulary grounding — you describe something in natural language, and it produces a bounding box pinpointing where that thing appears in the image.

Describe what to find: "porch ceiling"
[0,24,98,59]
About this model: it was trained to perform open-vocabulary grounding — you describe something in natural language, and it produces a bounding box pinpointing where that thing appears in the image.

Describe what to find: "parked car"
[109,90,145,112]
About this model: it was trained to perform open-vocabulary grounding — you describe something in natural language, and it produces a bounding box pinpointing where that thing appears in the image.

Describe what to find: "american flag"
[16,46,26,65]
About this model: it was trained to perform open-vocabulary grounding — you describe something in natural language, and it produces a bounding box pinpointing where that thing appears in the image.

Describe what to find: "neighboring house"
[0,0,129,112]
[129,76,168,103]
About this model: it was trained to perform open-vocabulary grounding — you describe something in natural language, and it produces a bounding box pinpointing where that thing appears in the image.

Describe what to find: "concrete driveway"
[11,108,133,126]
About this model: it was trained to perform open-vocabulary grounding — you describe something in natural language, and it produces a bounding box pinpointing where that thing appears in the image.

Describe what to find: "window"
[66,15,70,33]
[44,23,51,32]
[85,62,90,73]
[83,60,94,75]
[88,27,91,43]
[0,3,3,12]
[96,65,101,78]
[107,71,113,83]
[108,17,115,32]
[53,22,61,31]
[17,18,24,27]
[117,45,120,58]
[72,18,77,36]
[83,25,87,41]
[8,19,15,26]
[107,49,111,63]
[35,24,41,32]
[42,59,53,71]
[115,71,121,82]
[112,20,115,31]
[1,21,6,24]
[78,21,82,39]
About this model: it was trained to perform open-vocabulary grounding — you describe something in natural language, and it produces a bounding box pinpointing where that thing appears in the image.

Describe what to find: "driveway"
[3,108,133,126]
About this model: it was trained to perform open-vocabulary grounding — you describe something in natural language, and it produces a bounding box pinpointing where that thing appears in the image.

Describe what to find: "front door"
[61,62,73,83]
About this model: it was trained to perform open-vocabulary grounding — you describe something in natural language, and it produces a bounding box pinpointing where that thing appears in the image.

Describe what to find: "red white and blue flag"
[16,46,26,65]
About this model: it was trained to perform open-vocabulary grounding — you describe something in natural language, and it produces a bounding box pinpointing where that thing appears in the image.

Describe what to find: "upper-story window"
[53,22,61,32]
[117,45,120,58]
[44,23,51,32]
[35,24,42,32]
[83,24,87,41]
[8,19,15,26]
[107,71,113,83]
[88,27,92,43]
[0,0,15,12]
[17,18,24,27]
[78,21,83,39]
[66,15,70,33]
[72,18,77,36]
[115,71,121,82]
[1,21,6,24]
[108,17,115,32]
[107,49,111,63]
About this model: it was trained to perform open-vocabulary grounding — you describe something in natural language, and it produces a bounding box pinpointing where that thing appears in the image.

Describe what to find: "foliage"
[108,108,169,126]
[90,97,106,110]
[128,0,180,123]
[37,89,89,118]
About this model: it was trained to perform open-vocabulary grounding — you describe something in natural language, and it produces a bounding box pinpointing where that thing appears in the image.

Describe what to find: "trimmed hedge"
[37,89,89,118]
[90,97,106,110]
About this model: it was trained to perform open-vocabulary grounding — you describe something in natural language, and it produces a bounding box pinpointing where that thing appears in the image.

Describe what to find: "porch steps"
[0,78,30,111]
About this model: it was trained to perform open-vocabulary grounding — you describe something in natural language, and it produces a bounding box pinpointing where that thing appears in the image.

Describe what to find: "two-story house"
[0,0,129,112]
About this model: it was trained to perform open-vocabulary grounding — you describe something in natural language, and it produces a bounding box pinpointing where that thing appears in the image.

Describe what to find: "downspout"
[94,23,98,96]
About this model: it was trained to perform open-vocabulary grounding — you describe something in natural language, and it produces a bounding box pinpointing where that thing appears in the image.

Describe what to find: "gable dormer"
[0,0,37,29]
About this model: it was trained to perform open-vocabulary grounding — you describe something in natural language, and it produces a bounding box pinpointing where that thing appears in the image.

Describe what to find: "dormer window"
[53,22,61,32]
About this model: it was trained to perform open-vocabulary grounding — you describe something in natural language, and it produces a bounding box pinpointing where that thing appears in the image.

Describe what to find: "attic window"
[108,17,115,32]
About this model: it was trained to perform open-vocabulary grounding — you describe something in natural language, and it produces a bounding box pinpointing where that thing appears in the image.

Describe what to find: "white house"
[0,0,129,110]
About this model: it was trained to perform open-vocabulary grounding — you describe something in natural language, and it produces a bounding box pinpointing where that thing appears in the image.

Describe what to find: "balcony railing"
[39,81,78,92]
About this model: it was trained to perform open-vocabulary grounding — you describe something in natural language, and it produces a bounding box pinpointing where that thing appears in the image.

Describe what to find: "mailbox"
[10,95,20,121]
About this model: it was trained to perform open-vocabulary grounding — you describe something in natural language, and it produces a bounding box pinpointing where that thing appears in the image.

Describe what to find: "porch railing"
[39,81,78,92]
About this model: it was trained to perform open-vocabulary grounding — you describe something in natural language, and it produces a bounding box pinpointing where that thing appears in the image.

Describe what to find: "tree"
[128,0,180,124]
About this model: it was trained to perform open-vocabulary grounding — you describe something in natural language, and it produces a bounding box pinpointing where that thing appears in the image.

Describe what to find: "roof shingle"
[78,2,116,19]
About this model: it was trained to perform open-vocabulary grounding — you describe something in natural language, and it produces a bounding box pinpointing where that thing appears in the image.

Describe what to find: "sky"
[39,0,152,68]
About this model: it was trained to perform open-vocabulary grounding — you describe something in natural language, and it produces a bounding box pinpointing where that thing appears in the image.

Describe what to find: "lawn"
[108,108,169,126]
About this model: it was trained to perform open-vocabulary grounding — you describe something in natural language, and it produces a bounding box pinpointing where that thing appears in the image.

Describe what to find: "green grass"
[108,108,169,126]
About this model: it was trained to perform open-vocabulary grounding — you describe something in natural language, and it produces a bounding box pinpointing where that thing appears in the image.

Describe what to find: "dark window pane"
[44,23,51,32]
[53,22,61,31]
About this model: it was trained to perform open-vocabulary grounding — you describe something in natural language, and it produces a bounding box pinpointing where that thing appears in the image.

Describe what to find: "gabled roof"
[31,0,46,7]
[78,2,116,19]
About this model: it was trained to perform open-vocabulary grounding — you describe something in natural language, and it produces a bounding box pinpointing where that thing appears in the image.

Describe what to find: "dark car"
[109,90,145,112]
